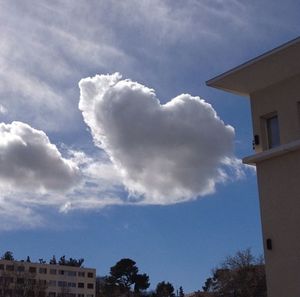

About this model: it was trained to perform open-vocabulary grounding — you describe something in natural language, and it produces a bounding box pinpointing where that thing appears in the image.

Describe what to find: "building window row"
[49,294,92,297]
[0,277,89,288]
[0,265,94,279]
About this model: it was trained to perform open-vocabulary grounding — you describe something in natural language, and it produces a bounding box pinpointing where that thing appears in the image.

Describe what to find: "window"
[87,272,93,278]
[78,272,85,277]
[67,271,76,277]
[68,282,76,288]
[58,281,67,287]
[1,276,14,284]
[87,294,93,297]
[39,280,47,286]
[17,266,25,272]
[50,269,57,275]
[29,267,37,273]
[59,270,65,275]
[0,264,4,270]
[49,280,56,287]
[29,279,36,285]
[266,114,280,148]
[78,283,84,288]
[17,278,24,284]
[39,268,47,274]
[6,265,14,271]
[16,289,24,296]
[78,294,84,297]
[49,292,56,297]
[87,284,94,289]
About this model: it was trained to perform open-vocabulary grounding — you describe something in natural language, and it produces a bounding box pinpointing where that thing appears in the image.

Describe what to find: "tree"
[58,255,84,267]
[38,259,46,264]
[104,258,150,297]
[49,255,57,265]
[202,249,267,297]
[2,251,14,261]
[133,273,150,293]
[178,286,184,297]
[155,282,175,297]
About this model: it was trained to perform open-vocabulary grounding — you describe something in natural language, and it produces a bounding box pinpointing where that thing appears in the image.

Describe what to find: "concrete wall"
[249,73,300,297]
[256,150,300,297]
[0,259,96,297]
[250,73,300,152]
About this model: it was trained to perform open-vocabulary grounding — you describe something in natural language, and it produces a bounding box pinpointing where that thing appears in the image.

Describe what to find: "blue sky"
[0,0,300,293]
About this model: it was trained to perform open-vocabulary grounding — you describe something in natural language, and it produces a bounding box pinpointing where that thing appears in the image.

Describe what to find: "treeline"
[199,249,267,297]
[96,249,267,297]
[1,251,84,267]
[96,258,182,297]
[1,249,267,297]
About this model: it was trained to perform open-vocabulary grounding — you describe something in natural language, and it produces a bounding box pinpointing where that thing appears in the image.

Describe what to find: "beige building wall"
[248,73,300,297]
[256,151,300,297]
[206,37,300,297]
[250,73,300,152]
[0,259,96,297]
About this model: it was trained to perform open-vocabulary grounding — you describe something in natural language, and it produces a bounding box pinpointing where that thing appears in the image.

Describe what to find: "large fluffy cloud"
[79,73,240,204]
[0,122,80,192]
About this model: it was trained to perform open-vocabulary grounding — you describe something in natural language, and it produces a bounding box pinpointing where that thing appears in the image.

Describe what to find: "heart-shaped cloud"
[79,73,239,204]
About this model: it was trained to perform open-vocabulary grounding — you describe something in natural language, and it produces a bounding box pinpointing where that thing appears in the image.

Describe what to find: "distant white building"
[0,259,96,297]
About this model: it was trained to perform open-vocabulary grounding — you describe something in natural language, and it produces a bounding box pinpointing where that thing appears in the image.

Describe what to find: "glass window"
[266,115,280,148]
[68,282,76,288]
[6,265,14,271]
[87,294,93,297]
[39,280,47,286]
[78,294,84,297]
[29,267,37,273]
[87,272,93,278]
[78,272,85,277]
[50,269,57,275]
[59,270,65,275]
[58,281,67,287]
[78,283,84,288]
[67,271,76,277]
[39,268,47,274]
[17,266,25,272]
[17,278,24,284]
[49,280,56,287]
[87,284,94,289]
[0,264,4,270]
[49,292,56,297]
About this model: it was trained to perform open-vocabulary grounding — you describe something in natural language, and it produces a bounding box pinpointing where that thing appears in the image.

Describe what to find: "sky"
[0,0,300,293]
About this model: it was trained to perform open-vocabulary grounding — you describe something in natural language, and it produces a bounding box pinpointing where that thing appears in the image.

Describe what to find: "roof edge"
[206,36,300,90]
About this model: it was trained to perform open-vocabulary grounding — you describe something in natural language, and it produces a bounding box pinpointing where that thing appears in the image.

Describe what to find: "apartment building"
[207,37,300,297]
[0,259,96,297]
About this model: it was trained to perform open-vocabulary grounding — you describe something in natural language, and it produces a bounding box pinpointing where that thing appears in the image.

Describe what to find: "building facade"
[206,37,300,297]
[0,259,96,297]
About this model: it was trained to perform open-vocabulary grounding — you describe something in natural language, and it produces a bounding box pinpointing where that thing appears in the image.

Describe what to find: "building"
[0,259,96,297]
[206,37,300,297]
[185,291,215,297]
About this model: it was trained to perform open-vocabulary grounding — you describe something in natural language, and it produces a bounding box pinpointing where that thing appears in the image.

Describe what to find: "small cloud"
[0,121,81,192]
[0,105,7,114]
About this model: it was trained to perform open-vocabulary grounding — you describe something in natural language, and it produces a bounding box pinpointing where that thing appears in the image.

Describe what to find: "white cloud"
[0,0,285,133]
[79,73,243,204]
[0,197,44,231]
[0,122,80,192]
[0,105,7,114]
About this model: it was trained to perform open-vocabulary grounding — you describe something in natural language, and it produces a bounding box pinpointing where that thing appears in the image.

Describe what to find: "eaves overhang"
[206,37,300,96]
